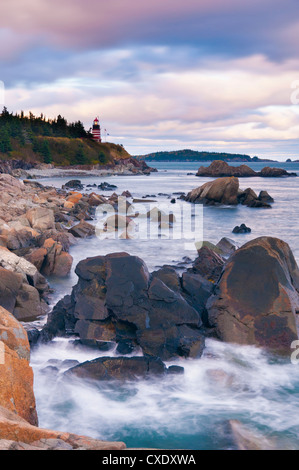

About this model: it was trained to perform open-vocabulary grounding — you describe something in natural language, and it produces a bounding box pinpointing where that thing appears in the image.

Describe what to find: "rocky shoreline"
[0,170,298,450]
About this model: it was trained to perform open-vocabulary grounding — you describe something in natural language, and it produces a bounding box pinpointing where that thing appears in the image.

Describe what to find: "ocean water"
[30,161,299,449]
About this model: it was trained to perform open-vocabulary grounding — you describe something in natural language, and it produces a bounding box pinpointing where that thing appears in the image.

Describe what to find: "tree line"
[0,107,97,164]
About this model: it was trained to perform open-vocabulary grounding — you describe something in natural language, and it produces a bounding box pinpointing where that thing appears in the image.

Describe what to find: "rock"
[0,264,47,322]
[186,177,273,208]
[196,161,297,178]
[39,238,73,277]
[13,283,45,322]
[167,365,184,375]
[0,306,38,425]
[68,220,95,238]
[104,214,134,232]
[229,420,278,450]
[196,160,257,177]
[25,247,48,271]
[42,253,204,361]
[65,356,166,381]
[185,177,240,205]
[0,405,126,450]
[51,251,73,277]
[0,267,23,313]
[0,174,24,192]
[238,188,272,208]
[258,190,274,204]
[260,166,297,177]
[216,237,239,257]
[66,192,83,205]
[26,207,55,231]
[87,193,108,207]
[207,237,299,354]
[151,265,181,292]
[181,271,213,324]
[0,247,48,293]
[191,246,225,282]
[232,224,251,234]
[121,190,132,198]
[62,180,84,190]
[98,182,118,191]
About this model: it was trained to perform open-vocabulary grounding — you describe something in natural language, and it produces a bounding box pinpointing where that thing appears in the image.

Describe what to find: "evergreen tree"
[40,140,52,164]
[98,151,107,164]
[0,126,12,153]
[75,143,87,165]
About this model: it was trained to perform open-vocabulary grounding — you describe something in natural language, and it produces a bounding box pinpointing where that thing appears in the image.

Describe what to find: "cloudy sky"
[1,0,299,159]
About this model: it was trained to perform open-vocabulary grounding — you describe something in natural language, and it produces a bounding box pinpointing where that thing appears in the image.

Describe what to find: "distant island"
[135,149,277,163]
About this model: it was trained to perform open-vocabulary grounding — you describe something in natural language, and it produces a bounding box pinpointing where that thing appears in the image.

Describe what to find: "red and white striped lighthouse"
[92,117,101,142]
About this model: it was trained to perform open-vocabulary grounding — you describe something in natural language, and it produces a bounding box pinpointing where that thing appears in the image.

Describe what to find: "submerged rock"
[229,420,278,450]
[65,356,167,381]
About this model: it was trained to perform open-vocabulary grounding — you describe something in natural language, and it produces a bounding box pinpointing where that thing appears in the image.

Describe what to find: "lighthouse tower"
[92,117,101,142]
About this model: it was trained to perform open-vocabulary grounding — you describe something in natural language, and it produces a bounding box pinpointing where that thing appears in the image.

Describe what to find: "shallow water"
[30,161,299,449]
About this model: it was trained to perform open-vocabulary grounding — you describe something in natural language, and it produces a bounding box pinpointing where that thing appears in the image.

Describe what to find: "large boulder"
[207,237,299,354]
[41,252,205,361]
[0,247,48,293]
[0,306,38,425]
[26,207,55,231]
[185,177,239,205]
[0,174,24,193]
[0,265,47,322]
[186,177,273,208]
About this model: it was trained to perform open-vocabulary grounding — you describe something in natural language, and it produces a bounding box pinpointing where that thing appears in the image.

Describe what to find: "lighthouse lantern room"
[92,117,102,142]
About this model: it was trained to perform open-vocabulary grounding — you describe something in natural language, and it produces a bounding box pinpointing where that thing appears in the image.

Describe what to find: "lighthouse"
[92,117,101,142]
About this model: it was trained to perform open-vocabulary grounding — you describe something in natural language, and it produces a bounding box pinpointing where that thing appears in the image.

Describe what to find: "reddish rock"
[0,306,38,425]
[208,237,299,354]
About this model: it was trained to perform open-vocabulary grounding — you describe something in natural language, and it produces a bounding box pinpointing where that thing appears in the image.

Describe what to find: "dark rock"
[62,180,84,190]
[207,237,299,354]
[232,224,251,234]
[191,246,225,282]
[196,160,297,178]
[26,327,41,346]
[151,265,181,292]
[260,166,297,177]
[68,220,95,238]
[65,356,166,381]
[216,237,239,257]
[196,160,257,177]
[98,182,118,191]
[167,365,185,375]
[258,190,274,204]
[116,340,136,355]
[41,252,206,361]
[238,188,272,208]
[181,272,213,325]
